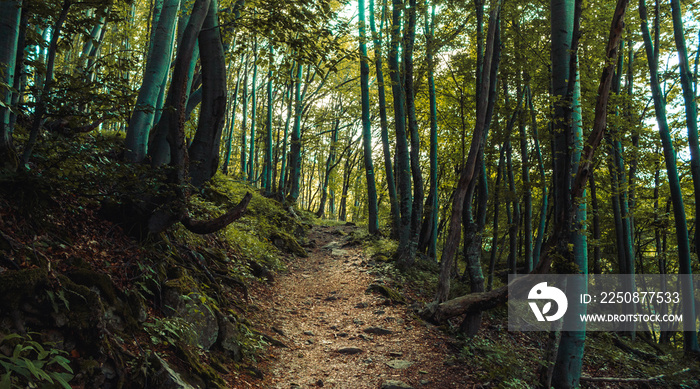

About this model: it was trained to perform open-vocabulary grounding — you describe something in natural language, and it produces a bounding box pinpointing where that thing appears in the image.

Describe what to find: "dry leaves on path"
[246,225,474,389]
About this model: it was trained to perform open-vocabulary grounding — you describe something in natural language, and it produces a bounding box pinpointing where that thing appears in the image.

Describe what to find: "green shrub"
[0,333,73,389]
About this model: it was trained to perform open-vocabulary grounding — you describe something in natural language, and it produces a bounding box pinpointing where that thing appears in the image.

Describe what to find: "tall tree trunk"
[589,172,602,274]
[20,0,71,167]
[549,0,583,384]
[553,68,587,389]
[426,2,438,258]
[316,111,340,218]
[359,0,380,234]
[278,65,294,198]
[370,0,400,236]
[434,1,501,303]
[505,137,518,275]
[240,53,249,177]
[519,86,533,272]
[403,0,423,264]
[188,0,227,188]
[0,0,22,170]
[340,148,359,221]
[671,0,700,269]
[487,144,505,291]
[148,0,211,186]
[7,2,26,139]
[263,45,274,194]
[388,0,413,258]
[641,0,699,354]
[527,85,547,268]
[248,38,258,182]
[125,0,180,163]
[222,58,243,174]
[288,62,303,202]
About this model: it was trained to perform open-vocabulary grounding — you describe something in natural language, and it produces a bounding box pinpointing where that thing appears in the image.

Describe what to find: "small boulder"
[366,284,406,304]
[363,326,393,335]
[336,347,363,355]
[385,360,414,369]
[381,380,413,389]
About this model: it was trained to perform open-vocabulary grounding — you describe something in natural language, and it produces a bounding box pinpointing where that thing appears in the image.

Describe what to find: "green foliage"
[144,317,198,348]
[459,333,536,385]
[0,333,73,389]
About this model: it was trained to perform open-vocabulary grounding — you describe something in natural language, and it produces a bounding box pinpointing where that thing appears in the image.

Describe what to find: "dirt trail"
[248,225,473,389]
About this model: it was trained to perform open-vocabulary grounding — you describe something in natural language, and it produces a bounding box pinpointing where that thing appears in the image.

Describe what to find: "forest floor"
[242,224,474,389]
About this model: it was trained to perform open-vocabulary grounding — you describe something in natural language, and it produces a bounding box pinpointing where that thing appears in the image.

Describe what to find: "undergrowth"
[0,132,312,388]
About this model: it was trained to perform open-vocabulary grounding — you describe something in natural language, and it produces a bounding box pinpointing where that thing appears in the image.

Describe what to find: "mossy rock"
[65,269,140,332]
[175,344,227,388]
[0,268,49,309]
[270,231,307,258]
[162,278,219,350]
[372,254,392,263]
[162,274,197,297]
[216,314,243,361]
[66,269,120,305]
[366,284,406,304]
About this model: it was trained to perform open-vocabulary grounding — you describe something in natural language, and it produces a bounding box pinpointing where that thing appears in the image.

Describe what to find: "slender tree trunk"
[519,86,533,273]
[550,0,584,384]
[125,0,180,163]
[240,54,249,177]
[316,112,340,218]
[278,65,294,198]
[188,0,226,187]
[403,0,423,263]
[388,0,413,258]
[20,0,71,168]
[506,138,518,275]
[248,38,258,182]
[671,0,700,268]
[149,0,211,186]
[487,144,505,291]
[640,0,699,354]
[0,0,22,170]
[7,3,26,139]
[589,173,602,274]
[528,85,547,268]
[359,0,380,234]
[553,67,588,389]
[222,58,243,174]
[434,2,501,303]
[370,0,400,236]
[288,62,304,202]
[264,45,274,194]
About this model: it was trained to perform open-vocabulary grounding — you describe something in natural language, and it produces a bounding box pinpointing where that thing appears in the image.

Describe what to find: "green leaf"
[22,358,41,379]
[0,334,22,343]
[0,372,11,389]
[52,372,73,389]
[52,356,73,374]
[37,350,49,361]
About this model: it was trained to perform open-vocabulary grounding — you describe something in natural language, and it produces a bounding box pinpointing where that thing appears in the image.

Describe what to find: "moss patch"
[366,284,406,304]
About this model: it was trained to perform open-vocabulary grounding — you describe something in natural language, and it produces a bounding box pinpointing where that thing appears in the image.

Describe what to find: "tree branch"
[180,192,252,234]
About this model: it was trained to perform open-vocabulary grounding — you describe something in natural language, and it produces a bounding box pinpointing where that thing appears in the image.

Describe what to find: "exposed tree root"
[580,368,690,384]
[180,191,252,234]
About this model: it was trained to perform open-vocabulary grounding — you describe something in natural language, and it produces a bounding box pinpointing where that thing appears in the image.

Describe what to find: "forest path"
[248,224,473,389]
